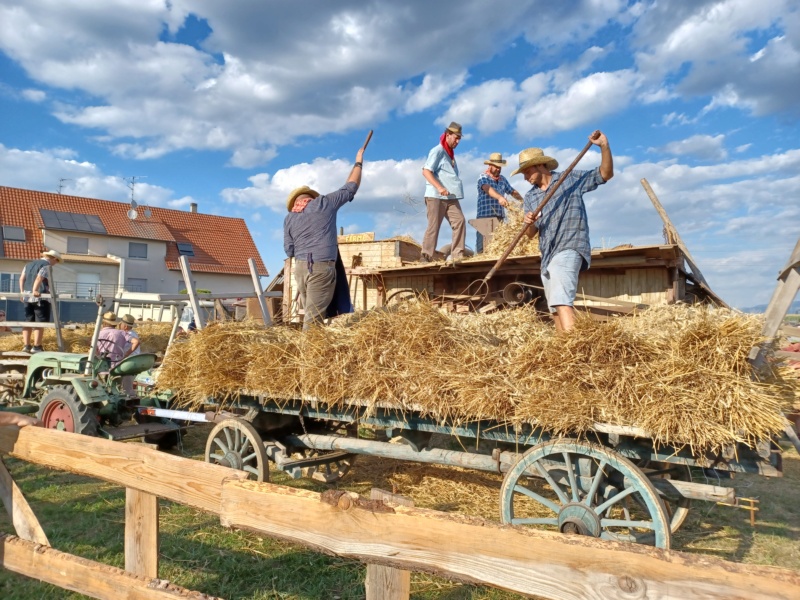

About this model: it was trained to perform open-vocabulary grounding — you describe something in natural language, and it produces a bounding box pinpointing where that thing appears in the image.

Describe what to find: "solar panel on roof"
[177,242,194,256]
[39,209,107,234]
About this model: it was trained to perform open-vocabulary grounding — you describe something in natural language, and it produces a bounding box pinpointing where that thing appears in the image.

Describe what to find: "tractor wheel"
[37,386,98,436]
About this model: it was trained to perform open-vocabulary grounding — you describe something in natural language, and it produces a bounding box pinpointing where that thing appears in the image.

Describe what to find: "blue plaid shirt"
[523,167,606,275]
[476,173,514,219]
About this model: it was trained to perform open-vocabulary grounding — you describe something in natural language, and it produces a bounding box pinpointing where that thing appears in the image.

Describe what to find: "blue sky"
[1,0,798,309]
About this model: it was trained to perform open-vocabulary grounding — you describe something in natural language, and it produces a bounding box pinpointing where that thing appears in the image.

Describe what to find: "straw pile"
[480,201,540,258]
[156,303,793,453]
[0,322,173,355]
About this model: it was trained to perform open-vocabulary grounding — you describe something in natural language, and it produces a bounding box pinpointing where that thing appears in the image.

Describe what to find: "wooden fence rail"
[1,426,799,600]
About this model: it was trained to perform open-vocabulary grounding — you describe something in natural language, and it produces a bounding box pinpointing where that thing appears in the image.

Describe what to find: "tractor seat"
[109,353,157,377]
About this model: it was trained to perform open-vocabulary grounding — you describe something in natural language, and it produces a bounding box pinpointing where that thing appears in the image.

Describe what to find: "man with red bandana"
[421,122,466,264]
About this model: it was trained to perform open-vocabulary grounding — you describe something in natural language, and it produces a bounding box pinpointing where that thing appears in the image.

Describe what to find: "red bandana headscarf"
[291,196,314,213]
[440,133,455,161]
[484,167,500,181]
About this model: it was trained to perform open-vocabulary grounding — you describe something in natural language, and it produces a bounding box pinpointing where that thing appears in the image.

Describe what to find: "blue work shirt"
[423,145,464,199]
[524,167,606,275]
[284,182,358,262]
[476,173,515,219]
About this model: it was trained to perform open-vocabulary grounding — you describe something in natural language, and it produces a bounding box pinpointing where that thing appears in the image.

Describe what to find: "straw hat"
[102,311,118,326]
[286,186,320,212]
[484,152,507,167]
[511,148,559,176]
[445,121,463,136]
[120,314,136,327]
[41,249,62,262]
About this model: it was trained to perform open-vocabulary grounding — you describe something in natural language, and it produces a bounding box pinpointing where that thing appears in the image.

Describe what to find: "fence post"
[365,489,413,600]
[124,487,159,578]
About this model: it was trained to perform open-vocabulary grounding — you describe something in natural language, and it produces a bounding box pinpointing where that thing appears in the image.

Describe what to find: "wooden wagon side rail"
[1,426,798,600]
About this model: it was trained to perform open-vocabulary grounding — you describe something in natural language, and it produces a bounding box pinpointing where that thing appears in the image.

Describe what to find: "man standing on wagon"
[421,122,466,264]
[475,152,524,253]
[284,145,365,329]
[516,131,613,332]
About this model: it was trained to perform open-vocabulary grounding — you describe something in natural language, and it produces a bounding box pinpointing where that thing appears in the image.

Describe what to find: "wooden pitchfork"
[463,131,601,303]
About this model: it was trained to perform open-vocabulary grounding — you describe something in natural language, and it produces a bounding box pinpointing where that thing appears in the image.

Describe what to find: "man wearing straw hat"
[18,249,62,353]
[96,311,128,366]
[475,152,523,253]
[421,122,466,264]
[515,131,613,332]
[284,145,365,329]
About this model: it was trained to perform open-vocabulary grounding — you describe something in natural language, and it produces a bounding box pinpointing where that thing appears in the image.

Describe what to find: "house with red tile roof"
[0,186,267,299]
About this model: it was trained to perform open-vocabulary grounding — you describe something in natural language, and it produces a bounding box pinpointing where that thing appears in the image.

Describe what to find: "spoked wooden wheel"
[289,448,356,483]
[500,441,671,549]
[205,418,269,482]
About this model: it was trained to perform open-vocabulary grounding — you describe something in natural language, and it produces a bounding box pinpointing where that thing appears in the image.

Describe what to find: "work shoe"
[31,346,44,354]
[22,345,32,353]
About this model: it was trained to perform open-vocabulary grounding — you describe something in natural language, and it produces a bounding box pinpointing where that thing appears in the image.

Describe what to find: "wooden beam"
[781,325,800,337]
[248,257,272,327]
[640,179,729,308]
[125,488,159,578]
[0,533,219,600]
[0,427,247,514]
[0,457,49,545]
[365,489,413,600]
[220,480,800,600]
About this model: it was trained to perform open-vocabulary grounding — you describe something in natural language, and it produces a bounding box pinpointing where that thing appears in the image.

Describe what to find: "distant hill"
[739,299,800,314]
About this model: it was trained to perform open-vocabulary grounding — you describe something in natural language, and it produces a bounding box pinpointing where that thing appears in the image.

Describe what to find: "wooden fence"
[1,426,799,600]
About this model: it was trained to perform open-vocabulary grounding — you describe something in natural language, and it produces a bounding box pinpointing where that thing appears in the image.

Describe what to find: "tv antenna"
[57,178,72,194]
[123,176,147,220]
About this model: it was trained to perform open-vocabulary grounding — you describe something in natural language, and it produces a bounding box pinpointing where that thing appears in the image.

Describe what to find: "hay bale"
[480,202,540,258]
[156,303,793,453]
[0,322,173,354]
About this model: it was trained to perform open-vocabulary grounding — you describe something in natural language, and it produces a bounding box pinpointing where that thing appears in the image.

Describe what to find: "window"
[40,210,106,234]
[129,242,148,259]
[126,278,147,293]
[67,236,89,254]
[0,272,15,293]
[177,242,194,256]
[2,226,25,242]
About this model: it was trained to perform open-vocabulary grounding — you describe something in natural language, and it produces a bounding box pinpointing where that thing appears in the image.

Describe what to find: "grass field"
[1,426,798,600]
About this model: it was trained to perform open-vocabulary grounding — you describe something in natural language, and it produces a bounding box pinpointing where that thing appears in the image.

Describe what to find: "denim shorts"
[541,249,583,312]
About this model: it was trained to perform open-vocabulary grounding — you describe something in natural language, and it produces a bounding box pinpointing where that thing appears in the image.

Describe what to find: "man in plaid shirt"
[515,131,614,332]
[475,152,523,253]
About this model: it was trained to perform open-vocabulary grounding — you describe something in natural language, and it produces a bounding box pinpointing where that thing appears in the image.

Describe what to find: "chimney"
[190,202,198,213]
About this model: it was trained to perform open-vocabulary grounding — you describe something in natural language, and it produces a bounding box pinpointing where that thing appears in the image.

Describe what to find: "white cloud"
[650,134,728,161]
[403,72,468,114]
[21,89,46,102]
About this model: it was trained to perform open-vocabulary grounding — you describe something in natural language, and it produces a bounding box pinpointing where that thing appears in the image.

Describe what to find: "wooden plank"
[125,488,159,578]
[0,427,247,514]
[0,457,49,545]
[781,325,800,337]
[219,480,800,600]
[0,533,218,599]
[774,351,800,360]
[248,257,272,327]
[365,489,413,600]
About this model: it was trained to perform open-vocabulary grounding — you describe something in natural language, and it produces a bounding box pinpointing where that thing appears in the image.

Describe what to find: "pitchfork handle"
[362,130,373,151]
[482,133,598,283]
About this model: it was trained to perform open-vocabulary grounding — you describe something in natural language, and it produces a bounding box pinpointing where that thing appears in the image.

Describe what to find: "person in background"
[475,152,523,253]
[284,144,365,329]
[19,249,62,353]
[0,310,10,333]
[119,314,141,356]
[517,131,614,332]
[95,311,128,366]
[421,122,466,264]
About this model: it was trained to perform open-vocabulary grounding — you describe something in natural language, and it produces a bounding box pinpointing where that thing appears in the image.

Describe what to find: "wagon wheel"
[500,440,671,549]
[386,289,421,305]
[647,463,692,533]
[287,448,356,483]
[37,385,98,436]
[205,418,269,482]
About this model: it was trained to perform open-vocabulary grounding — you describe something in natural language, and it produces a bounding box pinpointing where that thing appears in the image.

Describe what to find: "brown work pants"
[422,197,466,260]
[294,258,336,329]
